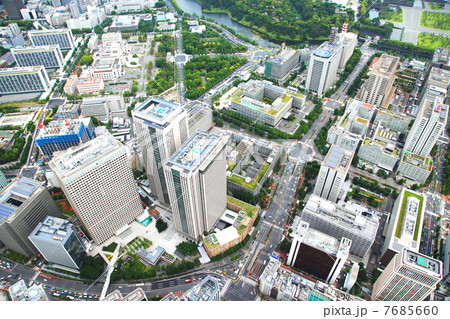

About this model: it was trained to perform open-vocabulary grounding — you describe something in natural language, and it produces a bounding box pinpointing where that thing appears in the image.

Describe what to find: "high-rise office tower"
[0,66,51,95]
[12,45,64,70]
[29,29,75,50]
[404,95,448,158]
[0,0,24,20]
[264,48,300,80]
[164,131,228,241]
[0,178,63,257]
[132,97,188,204]
[286,221,351,284]
[373,248,442,301]
[358,54,399,108]
[49,133,143,245]
[28,216,86,269]
[305,40,342,96]
[313,145,353,203]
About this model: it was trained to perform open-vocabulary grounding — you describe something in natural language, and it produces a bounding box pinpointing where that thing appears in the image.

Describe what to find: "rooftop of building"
[29,216,75,244]
[322,145,354,174]
[376,108,409,119]
[394,188,424,243]
[102,288,146,301]
[313,40,342,59]
[428,67,450,88]
[0,65,44,75]
[402,249,442,278]
[0,178,41,225]
[304,194,379,240]
[167,131,221,172]
[29,29,71,35]
[363,137,399,156]
[137,246,165,265]
[9,280,50,301]
[184,276,219,301]
[64,74,78,88]
[77,77,103,86]
[49,133,123,178]
[36,119,89,139]
[269,48,298,65]
[432,47,450,67]
[419,95,448,123]
[401,152,433,170]
[371,54,399,77]
[304,224,340,255]
[11,45,60,53]
[133,97,182,126]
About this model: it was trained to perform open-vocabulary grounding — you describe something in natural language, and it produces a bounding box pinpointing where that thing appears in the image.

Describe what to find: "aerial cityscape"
[0,0,449,306]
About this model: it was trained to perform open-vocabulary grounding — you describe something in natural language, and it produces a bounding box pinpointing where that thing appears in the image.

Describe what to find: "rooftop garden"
[227,161,236,172]
[256,162,270,183]
[227,173,257,190]
[237,224,247,235]
[227,196,258,218]
[395,190,424,241]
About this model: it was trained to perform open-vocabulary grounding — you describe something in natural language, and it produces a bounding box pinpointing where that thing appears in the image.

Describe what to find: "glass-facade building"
[28,216,86,269]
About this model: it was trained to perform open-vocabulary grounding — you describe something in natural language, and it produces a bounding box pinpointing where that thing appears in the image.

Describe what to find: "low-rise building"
[76,77,105,95]
[110,15,140,31]
[63,74,78,95]
[230,79,305,126]
[54,103,80,120]
[431,47,450,70]
[136,246,165,266]
[397,153,433,184]
[373,109,411,133]
[203,196,258,257]
[8,280,52,301]
[87,58,123,81]
[80,95,125,121]
[184,276,220,301]
[102,288,147,301]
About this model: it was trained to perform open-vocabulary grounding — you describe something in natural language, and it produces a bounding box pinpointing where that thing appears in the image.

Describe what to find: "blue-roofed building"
[132,97,189,204]
[35,118,94,159]
[28,216,86,269]
[164,131,228,241]
[0,178,62,256]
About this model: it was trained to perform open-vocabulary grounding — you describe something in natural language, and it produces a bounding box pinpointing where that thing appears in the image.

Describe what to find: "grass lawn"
[428,2,444,10]
[420,11,450,31]
[103,242,118,253]
[379,7,403,23]
[227,196,258,218]
[256,162,270,183]
[395,190,424,240]
[417,33,450,50]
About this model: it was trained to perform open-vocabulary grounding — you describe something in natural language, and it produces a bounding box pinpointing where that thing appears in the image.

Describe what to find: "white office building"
[301,195,379,258]
[28,216,86,269]
[164,131,228,241]
[339,31,357,69]
[358,54,399,108]
[264,48,300,80]
[104,0,157,14]
[0,66,50,95]
[327,100,375,151]
[404,95,448,158]
[373,109,411,133]
[373,248,442,301]
[12,45,64,69]
[49,133,143,245]
[305,41,342,95]
[313,145,353,203]
[29,29,75,50]
[133,97,189,204]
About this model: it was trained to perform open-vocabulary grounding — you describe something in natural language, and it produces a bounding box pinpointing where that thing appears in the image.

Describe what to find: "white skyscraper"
[313,145,353,203]
[132,97,188,204]
[404,95,448,158]
[373,248,442,301]
[305,41,342,95]
[164,131,228,241]
[49,133,143,245]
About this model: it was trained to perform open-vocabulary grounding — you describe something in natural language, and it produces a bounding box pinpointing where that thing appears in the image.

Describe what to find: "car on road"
[185,279,192,283]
